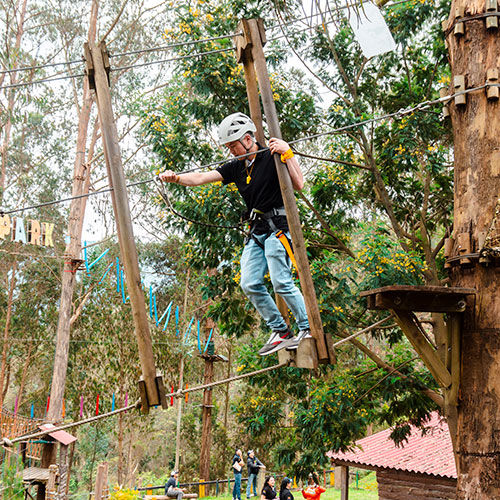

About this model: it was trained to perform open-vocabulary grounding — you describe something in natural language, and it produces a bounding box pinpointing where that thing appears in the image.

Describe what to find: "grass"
[203,472,378,500]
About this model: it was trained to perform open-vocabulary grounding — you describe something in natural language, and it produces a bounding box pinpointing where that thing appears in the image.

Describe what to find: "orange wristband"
[175,175,181,184]
[280,149,294,162]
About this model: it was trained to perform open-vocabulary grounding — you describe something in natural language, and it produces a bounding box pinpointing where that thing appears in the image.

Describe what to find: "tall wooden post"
[45,464,58,500]
[94,462,109,500]
[445,1,500,497]
[174,355,184,471]
[199,318,216,490]
[236,23,290,328]
[236,19,330,362]
[87,41,164,410]
[57,444,69,500]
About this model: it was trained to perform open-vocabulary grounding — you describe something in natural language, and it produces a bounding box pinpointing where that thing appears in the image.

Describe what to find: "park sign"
[0,215,55,247]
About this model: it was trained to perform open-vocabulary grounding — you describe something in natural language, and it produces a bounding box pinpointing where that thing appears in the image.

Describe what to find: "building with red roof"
[327,412,457,499]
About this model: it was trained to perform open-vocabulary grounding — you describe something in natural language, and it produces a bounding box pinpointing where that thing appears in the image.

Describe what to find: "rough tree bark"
[0,0,28,198]
[0,261,17,410]
[445,1,500,497]
[46,0,98,423]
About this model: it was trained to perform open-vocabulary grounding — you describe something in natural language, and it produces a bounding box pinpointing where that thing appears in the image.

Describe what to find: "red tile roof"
[327,412,456,479]
[39,423,77,446]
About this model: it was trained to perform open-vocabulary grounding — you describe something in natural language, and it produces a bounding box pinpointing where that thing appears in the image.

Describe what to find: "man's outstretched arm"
[159,169,223,186]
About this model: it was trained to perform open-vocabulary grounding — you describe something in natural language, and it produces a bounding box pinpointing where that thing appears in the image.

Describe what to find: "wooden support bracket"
[278,338,319,369]
[447,314,461,407]
[392,310,452,389]
[83,42,95,90]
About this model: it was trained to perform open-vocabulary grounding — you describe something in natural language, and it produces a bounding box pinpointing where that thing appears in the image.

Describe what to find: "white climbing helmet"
[217,112,257,145]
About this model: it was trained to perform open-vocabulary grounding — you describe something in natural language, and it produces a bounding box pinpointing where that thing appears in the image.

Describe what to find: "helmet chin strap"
[239,135,255,154]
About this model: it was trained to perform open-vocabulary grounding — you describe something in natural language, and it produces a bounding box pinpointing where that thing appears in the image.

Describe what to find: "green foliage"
[0,454,24,499]
[110,486,141,499]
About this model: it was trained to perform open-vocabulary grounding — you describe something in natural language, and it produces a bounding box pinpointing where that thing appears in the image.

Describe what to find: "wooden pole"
[57,444,69,500]
[94,462,109,500]
[236,25,290,328]
[340,466,349,500]
[174,270,190,469]
[240,18,329,361]
[45,464,58,500]
[199,319,216,489]
[174,355,184,471]
[88,41,160,407]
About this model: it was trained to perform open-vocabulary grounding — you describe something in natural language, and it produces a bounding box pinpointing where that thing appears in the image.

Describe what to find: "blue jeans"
[246,472,258,498]
[240,232,309,332]
[233,472,242,500]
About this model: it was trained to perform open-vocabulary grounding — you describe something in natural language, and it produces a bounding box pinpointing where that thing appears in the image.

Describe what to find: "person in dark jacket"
[232,449,245,500]
[165,470,184,500]
[279,478,293,500]
[246,450,265,498]
[261,476,277,500]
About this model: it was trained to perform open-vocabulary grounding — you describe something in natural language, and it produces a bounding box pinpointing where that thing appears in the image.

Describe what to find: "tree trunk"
[446,1,500,497]
[0,0,28,198]
[46,0,98,423]
[174,355,184,471]
[15,340,33,411]
[199,319,216,487]
[0,261,17,410]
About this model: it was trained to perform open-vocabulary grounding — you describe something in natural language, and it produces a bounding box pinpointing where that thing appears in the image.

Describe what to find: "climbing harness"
[246,207,297,269]
[156,178,296,266]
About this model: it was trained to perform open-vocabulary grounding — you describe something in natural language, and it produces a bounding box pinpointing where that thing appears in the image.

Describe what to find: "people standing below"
[232,449,245,500]
[165,470,184,500]
[261,476,277,500]
[246,450,265,499]
[301,473,325,500]
[279,478,294,500]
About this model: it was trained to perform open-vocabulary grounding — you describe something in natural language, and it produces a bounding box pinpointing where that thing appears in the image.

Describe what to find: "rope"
[1,400,141,446]
[0,72,86,91]
[1,362,286,446]
[0,58,83,75]
[2,83,497,216]
[174,361,287,396]
[332,316,393,348]
[0,0,412,78]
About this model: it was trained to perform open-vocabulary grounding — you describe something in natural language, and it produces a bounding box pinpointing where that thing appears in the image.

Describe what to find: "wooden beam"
[392,311,452,388]
[93,462,108,500]
[242,18,330,362]
[448,313,461,407]
[89,42,161,409]
[235,23,290,328]
[46,464,58,500]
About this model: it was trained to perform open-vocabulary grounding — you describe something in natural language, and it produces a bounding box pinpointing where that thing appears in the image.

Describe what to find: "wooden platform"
[23,466,52,483]
[361,285,476,313]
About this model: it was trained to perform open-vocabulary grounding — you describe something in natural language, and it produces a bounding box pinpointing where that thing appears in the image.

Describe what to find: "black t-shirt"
[280,488,293,500]
[232,454,243,473]
[216,145,288,234]
[165,477,177,494]
[262,485,277,500]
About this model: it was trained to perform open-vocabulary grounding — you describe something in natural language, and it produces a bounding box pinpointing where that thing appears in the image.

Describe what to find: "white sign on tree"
[348,2,396,58]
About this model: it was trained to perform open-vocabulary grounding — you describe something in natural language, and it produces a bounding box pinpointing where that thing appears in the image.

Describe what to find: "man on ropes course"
[160,112,310,356]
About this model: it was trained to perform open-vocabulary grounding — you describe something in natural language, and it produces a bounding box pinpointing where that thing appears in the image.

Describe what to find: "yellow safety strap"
[276,230,297,269]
